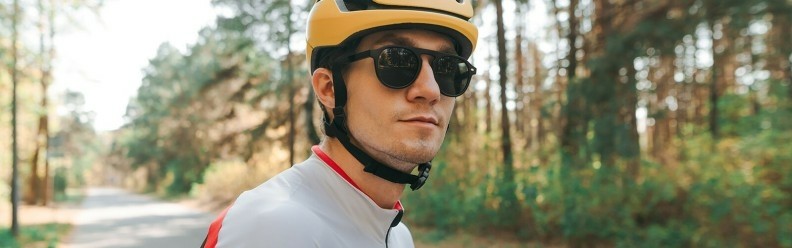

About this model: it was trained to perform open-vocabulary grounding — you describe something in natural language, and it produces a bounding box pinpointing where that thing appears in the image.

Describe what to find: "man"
[202,0,478,247]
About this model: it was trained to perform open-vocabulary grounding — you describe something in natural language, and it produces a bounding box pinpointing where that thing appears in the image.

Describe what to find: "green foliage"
[717,93,755,137]
[0,223,70,248]
[407,105,792,246]
[405,161,496,232]
[52,167,67,199]
[118,14,280,195]
[46,90,103,189]
[408,136,790,246]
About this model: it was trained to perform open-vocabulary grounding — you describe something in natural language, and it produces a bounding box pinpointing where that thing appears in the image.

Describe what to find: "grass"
[411,226,546,248]
[53,190,85,204]
[0,223,71,248]
[0,188,84,248]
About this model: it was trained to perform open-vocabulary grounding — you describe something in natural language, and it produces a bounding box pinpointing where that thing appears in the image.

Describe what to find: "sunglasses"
[334,46,477,97]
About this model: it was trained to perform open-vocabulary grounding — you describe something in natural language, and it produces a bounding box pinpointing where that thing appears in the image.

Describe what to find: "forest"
[2,0,791,247]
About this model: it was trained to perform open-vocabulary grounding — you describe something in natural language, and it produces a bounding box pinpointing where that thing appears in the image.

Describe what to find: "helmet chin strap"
[323,65,431,191]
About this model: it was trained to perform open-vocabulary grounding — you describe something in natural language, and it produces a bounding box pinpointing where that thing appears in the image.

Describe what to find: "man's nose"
[405,55,441,104]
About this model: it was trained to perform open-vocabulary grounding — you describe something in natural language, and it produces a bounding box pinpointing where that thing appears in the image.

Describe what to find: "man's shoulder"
[216,199,326,247]
[225,156,329,219]
[242,155,328,199]
[216,158,331,247]
[227,196,321,227]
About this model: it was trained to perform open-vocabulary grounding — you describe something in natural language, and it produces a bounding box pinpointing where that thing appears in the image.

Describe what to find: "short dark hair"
[314,38,361,136]
[315,38,361,70]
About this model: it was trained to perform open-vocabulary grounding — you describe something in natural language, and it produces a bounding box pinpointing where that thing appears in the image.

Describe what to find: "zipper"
[385,226,392,248]
[387,207,403,247]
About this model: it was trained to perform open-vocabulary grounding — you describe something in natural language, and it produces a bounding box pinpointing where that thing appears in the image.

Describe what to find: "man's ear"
[312,68,335,111]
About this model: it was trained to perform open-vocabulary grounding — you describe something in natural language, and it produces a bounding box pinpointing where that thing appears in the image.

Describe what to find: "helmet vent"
[342,0,372,11]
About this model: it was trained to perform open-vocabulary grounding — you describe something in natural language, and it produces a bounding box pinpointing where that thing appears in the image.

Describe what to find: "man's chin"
[398,146,440,164]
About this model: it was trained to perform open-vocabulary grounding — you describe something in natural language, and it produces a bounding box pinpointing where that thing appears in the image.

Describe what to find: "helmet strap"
[323,64,431,191]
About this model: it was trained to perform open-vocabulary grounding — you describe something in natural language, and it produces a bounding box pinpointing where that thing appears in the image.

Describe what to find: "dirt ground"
[0,202,78,227]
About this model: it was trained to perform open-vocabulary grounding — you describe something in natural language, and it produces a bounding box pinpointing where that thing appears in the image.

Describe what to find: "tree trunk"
[514,5,526,137]
[624,65,640,179]
[559,0,587,169]
[530,43,546,149]
[11,0,21,237]
[566,0,579,81]
[287,75,296,166]
[675,70,689,139]
[550,0,567,144]
[709,52,719,139]
[305,87,320,145]
[26,147,42,205]
[484,50,493,134]
[43,0,56,206]
[652,56,676,167]
[286,2,297,166]
[494,0,517,226]
[768,11,792,106]
[24,0,53,206]
[709,21,724,140]
[589,0,614,166]
[467,86,477,134]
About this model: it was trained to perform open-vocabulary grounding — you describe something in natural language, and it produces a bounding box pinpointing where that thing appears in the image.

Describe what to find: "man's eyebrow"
[372,33,457,55]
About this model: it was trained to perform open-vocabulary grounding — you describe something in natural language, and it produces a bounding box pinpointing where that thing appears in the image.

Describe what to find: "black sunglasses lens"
[434,56,473,96]
[376,47,419,89]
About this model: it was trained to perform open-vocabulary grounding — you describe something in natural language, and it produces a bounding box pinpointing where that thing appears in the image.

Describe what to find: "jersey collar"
[312,145,404,211]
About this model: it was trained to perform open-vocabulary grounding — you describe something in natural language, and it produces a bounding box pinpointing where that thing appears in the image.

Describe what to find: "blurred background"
[1,0,791,247]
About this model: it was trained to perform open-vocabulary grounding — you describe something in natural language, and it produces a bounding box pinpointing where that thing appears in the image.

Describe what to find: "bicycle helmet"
[307,0,478,70]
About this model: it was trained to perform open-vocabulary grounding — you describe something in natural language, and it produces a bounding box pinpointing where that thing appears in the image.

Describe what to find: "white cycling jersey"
[202,146,414,248]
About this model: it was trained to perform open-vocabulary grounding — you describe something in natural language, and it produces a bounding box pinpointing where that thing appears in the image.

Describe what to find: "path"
[63,187,215,248]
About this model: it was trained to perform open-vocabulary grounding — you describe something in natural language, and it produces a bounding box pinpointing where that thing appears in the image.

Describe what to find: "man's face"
[342,29,458,173]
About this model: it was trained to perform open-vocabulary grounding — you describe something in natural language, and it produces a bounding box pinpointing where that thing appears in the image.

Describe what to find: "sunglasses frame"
[333,45,477,97]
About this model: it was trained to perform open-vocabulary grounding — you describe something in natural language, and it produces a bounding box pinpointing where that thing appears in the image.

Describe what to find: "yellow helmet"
[306,0,479,71]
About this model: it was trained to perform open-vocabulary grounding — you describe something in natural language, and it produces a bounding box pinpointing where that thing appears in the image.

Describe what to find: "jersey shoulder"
[216,164,333,247]
[218,200,325,247]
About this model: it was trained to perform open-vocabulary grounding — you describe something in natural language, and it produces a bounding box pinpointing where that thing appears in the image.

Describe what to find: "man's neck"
[319,140,406,209]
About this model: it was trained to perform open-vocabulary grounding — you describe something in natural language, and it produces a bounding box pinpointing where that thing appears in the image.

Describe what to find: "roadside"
[412,226,554,248]
[0,189,83,248]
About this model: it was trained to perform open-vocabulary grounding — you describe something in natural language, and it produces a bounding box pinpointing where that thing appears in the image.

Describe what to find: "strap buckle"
[409,162,431,191]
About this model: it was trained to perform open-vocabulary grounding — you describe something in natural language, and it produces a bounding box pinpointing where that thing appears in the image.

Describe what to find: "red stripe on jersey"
[312,145,403,210]
[202,206,231,248]
[313,145,362,190]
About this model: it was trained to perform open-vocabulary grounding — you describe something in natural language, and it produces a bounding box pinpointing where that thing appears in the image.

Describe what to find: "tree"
[493,0,518,226]
[211,0,313,165]
[284,1,297,166]
[25,0,56,206]
[9,0,21,237]
[558,0,589,170]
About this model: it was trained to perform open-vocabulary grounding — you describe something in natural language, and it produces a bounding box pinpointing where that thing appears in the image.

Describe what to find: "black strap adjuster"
[409,162,431,191]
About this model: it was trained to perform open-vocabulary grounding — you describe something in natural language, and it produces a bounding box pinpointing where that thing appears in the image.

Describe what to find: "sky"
[52,0,217,131]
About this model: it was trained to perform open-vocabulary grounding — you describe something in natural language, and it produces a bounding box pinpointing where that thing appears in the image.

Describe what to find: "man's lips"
[401,116,439,126]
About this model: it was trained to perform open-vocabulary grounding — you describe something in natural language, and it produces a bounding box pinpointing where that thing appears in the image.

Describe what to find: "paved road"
[64,187,215,248]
